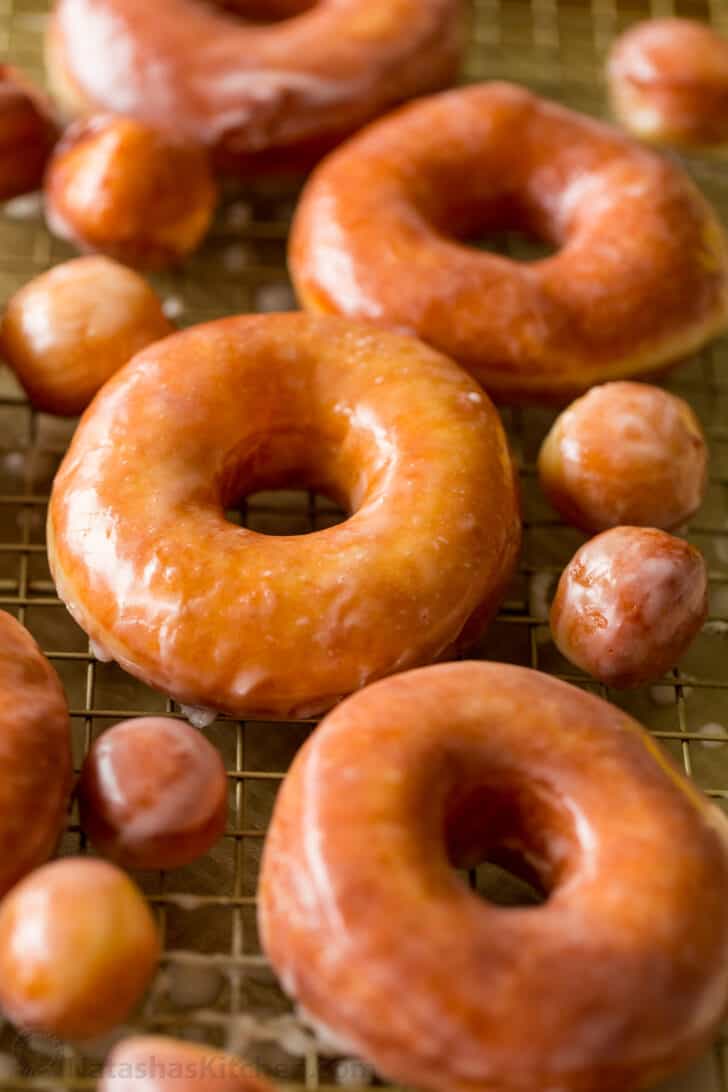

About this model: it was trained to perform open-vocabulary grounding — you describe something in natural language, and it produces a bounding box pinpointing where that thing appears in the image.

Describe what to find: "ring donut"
[0,611,72,896]
[48,315,521,720]
[259,661,728,1092]
[46,0,466,175]
[608,18,728,151]
[290,82,728,403]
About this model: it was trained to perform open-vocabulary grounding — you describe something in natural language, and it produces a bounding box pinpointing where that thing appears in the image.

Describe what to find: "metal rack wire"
[0,0,727,1089]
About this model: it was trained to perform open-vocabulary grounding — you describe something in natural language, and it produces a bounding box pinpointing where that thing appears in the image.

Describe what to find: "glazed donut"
[0,858,159,1040]
[2,256,173,416]
[0,67,57,199]
[101,1037,276,1092]
[538,382,708,533]
[48,314,521,720]
[551,526,708,688]
[608,19,728,151]
[78,717,228,870]
[290,82,728,403]
[0,610,71,897]
[45,116,217,269]
[46,0,466,176]
[259,661,728,1092]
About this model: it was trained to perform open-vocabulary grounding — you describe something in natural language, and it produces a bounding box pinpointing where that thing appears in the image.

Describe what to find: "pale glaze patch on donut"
[290,82,728,403]
[608,18,728,150]
[48,315,521,719]
[550,527,708,688]
[259,662,728,1092]
[0,611,72,896]
[48,0,465,168]
[538,382,708,532]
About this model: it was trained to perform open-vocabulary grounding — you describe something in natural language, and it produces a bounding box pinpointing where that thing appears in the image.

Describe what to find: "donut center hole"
[464,229,557,262]
[220,430,357,536]
[205,0,317,23]
[445,784,568,909]
[471,860,546,908]
[226,489,347,536]
[427,192,560,261]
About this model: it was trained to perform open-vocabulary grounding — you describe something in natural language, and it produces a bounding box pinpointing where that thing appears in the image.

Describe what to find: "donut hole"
[445,783,576,909]
[227,489,346,535]
[421,188,560,262]
[219,429,360,536]
[473,860,545,908]
[205,0,317,22]
[465,229,557,262]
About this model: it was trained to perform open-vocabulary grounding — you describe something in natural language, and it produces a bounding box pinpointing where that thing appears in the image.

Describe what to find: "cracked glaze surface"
[259,661,728,1092]
[48,314,521,719]
[291,82,728,403]
[0,611,72,897]
[47,0,465,174]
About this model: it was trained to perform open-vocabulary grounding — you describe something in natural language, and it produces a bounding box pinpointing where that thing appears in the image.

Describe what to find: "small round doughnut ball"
[551,527,708,688]
[101,1037,276,1092]
[0,66,56,200]
[538,382,708,533]
[78,717,228,871]
[1,256,173,416]
[0,858,160,1040]
[45,115,217,269]
[608,18,728,150]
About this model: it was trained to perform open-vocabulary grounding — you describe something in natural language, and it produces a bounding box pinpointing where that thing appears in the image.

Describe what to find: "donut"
[101,1037,276,1092]
[0,66,57,200]
[48,314,521,720]
[259,661,728,1092]
[608,18,728,151]
[2,256,173,416]
[538,382,708,533]
[0,610,71,897]
[0,858,159,1040]
[290,81,728,404]
[45,115,217,269]
[78,717,228,870]
[551,526,708,688]
[46,0,466,176]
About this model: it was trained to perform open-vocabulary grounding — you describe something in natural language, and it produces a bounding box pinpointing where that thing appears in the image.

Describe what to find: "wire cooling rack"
[1,0,728,1089]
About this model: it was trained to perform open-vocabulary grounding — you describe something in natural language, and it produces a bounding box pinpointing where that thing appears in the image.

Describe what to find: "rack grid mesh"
[1,0,728,1089]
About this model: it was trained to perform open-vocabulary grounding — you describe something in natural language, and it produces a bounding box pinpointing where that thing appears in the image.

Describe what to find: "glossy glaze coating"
[291,82,728,404]
[2,256,173,416]
[45,116,217,269]
[551,527,708,688]
[78,717,228,870]
[47,0,465,176]
[259,661,728,1092]
[0,858,160,1040]
[0,66,56,199]
[608,18,728,150]
[101,1037,276,1092]
[0,610,71,896]
[538,382,708,533]
[48,314,521,719]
